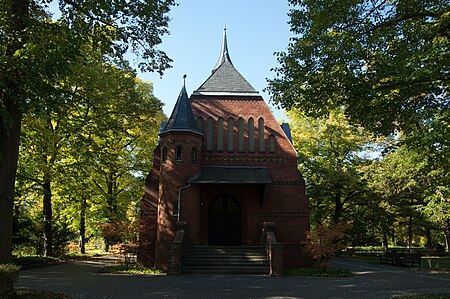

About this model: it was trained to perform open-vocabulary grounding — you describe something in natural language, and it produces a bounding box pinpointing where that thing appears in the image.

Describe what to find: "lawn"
[16,289,74,299]
[343,254,450,271]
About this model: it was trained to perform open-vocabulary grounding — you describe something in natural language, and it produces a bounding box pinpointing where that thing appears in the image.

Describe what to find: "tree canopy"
[268,0,449,135]
[1,0,175,263]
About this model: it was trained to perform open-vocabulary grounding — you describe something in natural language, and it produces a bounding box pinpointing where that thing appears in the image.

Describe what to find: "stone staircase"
[182,246,269,274]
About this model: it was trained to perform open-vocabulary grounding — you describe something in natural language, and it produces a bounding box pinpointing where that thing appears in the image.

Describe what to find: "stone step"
[182,246,269,275]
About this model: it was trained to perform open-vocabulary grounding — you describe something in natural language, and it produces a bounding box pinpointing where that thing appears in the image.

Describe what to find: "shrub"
[0,264,21,299]
[305,221,352,271]
[13,256,60,269]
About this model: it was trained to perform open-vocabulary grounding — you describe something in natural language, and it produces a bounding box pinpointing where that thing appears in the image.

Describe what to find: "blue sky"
[134,1,293,121]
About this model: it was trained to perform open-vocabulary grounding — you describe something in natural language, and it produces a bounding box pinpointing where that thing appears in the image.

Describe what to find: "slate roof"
[189,166,272,184]
[281,123,293,144]
[193,28,259,96]
[160,82,202,135]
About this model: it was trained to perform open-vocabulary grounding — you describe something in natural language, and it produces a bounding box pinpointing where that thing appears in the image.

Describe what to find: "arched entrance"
[208,194,241,246]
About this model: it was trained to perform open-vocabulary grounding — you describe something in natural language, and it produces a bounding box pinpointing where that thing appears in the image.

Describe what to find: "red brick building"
[138,29,310,274]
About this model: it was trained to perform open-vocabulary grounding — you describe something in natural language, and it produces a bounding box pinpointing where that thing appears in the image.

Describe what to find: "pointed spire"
[160,75,202,135]
[212,26,233,72]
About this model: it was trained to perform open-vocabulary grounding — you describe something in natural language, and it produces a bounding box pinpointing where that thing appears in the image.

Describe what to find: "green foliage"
[395,295,450,299]
[285,267,352,277]
[16,288,74,299]
[98,264,164,275]
[364,146,429,226]
[268,0,449,136]
[14,73,164,255]
[1,0,174,263]
[288,108,376,224]
[12,256,60,269]
[365,142,450,252]
[0,263,20,299]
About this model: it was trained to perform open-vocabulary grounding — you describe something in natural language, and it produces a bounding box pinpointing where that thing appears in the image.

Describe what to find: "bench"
[379,251,421,267]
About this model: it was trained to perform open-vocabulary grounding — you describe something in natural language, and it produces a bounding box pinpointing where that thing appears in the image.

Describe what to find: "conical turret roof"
[160,78,202,135]
[193,27,258,96]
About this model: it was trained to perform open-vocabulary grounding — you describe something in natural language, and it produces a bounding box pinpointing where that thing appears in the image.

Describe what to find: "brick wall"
[139,94,312,270]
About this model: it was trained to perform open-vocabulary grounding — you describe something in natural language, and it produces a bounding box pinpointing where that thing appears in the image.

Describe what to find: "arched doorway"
[208,194,241,246]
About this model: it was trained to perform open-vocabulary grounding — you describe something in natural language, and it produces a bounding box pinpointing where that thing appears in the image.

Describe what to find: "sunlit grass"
[98,263,164,275]
[394,294,450,299]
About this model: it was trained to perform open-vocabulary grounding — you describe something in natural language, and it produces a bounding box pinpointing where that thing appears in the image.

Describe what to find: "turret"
[155,77,203,269]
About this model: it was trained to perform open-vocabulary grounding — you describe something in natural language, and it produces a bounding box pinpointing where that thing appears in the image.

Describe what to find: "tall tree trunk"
[104,174,117,251]
[333,191,343,223]
[79,196,87,254]
[0,0,28,264]
[444,220,450,258]
[42,180,53,256]
[382,231,389,252]
[425,226,432,249]
[407,214,413,250]
[0,100,22,263]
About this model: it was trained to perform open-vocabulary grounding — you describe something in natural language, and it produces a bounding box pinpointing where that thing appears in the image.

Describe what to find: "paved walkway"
[17,258,450,299]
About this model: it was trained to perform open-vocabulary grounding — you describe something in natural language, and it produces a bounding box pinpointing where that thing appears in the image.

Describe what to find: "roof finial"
[212,26,233,72]
[183,74,187,86]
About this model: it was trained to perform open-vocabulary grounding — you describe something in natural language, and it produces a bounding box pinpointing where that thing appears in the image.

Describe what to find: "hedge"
[0,264,21,299]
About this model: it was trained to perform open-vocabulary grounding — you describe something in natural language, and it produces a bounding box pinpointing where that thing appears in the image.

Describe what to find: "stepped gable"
[193,27,259,96]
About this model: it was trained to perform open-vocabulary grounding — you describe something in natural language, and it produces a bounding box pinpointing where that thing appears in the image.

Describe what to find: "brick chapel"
[138,29,311,274]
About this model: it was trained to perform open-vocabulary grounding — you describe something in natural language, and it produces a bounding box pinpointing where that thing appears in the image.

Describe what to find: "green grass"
[394,294,450,299]
[98,263,164,275]
[285,267,353,277]
[13,256,61,269]
[16,288,74,299]
[343,254,450,271]
[421,256,450,271]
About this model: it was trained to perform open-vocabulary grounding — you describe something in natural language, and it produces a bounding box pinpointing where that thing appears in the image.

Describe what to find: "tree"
[364,145,431,249]
[305,220,351,270]
[16,61,163,255]
[288,108,375,225]
[0,0,174,263]
[268,0,449,136]
[72,78,163,250]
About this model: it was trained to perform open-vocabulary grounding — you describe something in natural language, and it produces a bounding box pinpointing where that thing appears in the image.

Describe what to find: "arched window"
[217,117,224,151]
[196,117,204,133]
[238,118,244,153]
[269,135,276,153]
[207,118,214,151]
[162,147,168,162]
[191,147,197,162]
[258,118,265,153]
[175,145,182,161]
[227,117,234,152]
[248,117,255,153]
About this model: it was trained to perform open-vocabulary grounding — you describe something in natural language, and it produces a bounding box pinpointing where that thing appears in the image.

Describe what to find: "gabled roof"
[160,80,202,136]
[193,28,259,96]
